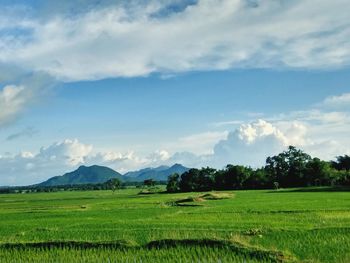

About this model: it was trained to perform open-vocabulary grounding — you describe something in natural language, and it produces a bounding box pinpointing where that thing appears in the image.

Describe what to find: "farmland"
[0,188,349,262]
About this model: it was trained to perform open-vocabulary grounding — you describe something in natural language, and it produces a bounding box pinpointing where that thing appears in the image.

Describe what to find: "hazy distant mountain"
[124,164,190,182]
[38,165,124,186]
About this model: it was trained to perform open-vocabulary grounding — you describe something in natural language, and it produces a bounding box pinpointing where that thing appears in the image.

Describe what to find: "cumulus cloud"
[211,120,291,167]
[208,117,350,168]
[207,91,350,167]
[0,0,349,81]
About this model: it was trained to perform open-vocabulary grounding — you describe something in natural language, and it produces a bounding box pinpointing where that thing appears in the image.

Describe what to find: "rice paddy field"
[0,187,349,262]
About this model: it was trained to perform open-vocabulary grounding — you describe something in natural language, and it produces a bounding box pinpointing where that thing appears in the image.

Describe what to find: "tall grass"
[0,246,275,263]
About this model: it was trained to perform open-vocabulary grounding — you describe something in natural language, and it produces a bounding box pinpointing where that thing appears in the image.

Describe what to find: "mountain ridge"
[38,164,190,186]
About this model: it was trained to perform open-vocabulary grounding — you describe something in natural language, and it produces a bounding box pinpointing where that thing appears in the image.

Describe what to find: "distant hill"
[38,165,124,186]
[124,164,190,182]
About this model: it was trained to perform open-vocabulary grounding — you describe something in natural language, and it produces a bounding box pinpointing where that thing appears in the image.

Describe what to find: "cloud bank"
[0,0,350,81]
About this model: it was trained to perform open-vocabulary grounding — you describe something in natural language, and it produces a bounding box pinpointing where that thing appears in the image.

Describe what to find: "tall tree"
[332,155,350,171]
[215,165,252,190]
[106,178,121,192]
[265,146,311,187]
[143,179,156,187]
[167,173,180,192]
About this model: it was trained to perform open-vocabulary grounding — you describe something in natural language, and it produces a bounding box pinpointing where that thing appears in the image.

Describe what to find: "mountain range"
[38,164,189,186]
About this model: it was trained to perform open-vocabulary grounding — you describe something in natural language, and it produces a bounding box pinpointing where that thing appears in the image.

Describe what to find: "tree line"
[167,146,350,192]
[0,178,166,194]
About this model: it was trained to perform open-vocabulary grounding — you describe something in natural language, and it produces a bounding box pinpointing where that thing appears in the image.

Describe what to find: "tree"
[334,170,350,186]
[106,178,121,192]
[265,146,311,187]
[305,158,334,186]
[197,167,216,191]
[143,179,156,187]
[331,155,350,171]
[179,167,216,192]
[215,165,252,190]
[244,168,270,189]
[167,173,180,192]
[179,169,199,192]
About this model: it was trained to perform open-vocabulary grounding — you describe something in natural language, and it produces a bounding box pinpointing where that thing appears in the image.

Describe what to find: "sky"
[0,0,350,186]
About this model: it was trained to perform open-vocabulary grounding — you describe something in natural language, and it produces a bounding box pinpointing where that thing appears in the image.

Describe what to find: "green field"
[0,188,349,262]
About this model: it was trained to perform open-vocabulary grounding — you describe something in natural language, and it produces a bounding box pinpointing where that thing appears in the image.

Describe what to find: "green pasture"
[0,188,349,262]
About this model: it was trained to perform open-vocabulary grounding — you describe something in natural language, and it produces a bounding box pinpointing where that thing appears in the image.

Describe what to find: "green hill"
[38,165,124,186]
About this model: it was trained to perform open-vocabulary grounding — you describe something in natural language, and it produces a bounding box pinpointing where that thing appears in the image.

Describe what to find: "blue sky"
[0,0,350,185]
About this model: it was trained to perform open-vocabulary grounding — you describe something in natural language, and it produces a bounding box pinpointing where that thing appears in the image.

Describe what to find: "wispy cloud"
[6,126,37,141]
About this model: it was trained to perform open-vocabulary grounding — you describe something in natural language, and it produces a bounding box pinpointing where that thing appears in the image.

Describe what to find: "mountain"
[124,164,190,182]
[38,165,124,186]
[38,163,190,187]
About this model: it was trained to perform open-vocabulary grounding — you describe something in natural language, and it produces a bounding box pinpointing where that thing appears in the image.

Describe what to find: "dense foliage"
[167,146,350,192]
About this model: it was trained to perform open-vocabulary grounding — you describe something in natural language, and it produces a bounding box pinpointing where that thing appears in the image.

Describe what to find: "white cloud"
[0,71,55,127]
[147,150,171,162]
[87,150,148,174]
[0,0,349,81]
[0,85,30,125]
[0,139,93,185]
[322,93,350,109]
[37,139,93,166]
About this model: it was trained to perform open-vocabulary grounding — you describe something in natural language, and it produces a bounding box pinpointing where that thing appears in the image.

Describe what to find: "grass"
[0,187,349,262]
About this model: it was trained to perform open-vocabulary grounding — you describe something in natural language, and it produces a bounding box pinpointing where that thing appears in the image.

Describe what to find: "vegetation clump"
[138,189,156,195]
[244,228,264,236]
[168,192,233,207]
[200,192,233,200]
